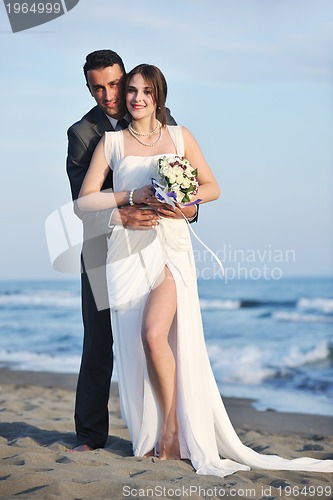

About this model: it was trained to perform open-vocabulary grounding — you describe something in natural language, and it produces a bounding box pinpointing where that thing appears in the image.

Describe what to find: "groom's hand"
[112,206,161,230]
[143,197,197,221]
[154,203,197,221]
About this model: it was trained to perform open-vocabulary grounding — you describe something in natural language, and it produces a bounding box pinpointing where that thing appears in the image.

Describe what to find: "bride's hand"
[132,185,154,205]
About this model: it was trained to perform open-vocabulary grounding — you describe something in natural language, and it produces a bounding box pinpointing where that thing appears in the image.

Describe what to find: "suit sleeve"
[66,126,91,206]
[66,126,112,233]
[165,107,177,126]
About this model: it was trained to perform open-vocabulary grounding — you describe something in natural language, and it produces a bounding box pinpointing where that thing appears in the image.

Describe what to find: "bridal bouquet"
[152,155,200,207]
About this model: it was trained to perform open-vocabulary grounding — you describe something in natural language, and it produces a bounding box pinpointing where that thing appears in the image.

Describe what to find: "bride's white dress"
[104,126,333,477]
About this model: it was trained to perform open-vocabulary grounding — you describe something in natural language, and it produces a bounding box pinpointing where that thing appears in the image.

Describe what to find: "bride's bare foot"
[159,429,180,460]
[66,444,94,453]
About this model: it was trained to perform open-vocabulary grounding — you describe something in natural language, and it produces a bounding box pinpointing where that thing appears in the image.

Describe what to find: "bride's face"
[126,74,156,120]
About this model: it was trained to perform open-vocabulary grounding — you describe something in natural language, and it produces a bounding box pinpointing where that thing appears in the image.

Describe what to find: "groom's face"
[87,64,125,119]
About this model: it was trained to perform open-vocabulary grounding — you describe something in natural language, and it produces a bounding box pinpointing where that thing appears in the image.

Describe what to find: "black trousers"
[74,241,113,449]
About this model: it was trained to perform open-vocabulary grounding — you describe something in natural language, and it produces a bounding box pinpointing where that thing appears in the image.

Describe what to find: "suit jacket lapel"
[92,106,114,137]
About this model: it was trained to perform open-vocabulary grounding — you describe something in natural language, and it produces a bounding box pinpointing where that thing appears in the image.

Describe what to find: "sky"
[0,0,332,280]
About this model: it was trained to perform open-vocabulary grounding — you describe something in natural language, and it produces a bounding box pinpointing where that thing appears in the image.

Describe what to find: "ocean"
[0,277,332,417]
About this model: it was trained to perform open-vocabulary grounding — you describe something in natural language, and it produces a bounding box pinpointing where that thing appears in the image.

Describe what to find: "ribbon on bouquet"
[152,178,201,208]
[152,178,224,277]
[182,210,224,277]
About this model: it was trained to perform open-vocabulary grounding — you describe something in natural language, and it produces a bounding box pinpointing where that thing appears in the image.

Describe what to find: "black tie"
[117,118,128,130]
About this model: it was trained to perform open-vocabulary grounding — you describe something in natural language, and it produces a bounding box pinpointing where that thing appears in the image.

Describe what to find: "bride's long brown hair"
[124,64,168,126]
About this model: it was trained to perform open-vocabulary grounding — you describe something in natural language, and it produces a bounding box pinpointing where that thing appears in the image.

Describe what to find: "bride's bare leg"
[142,267,180,460]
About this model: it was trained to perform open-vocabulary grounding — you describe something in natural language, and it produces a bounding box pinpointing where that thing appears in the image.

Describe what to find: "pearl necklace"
[128,121,160,137]
[128,122,163,147]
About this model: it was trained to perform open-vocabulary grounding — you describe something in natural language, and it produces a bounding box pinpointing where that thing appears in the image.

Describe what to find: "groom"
[66,50,196,451]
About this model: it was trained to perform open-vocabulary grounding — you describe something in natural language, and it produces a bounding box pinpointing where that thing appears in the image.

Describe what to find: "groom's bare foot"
[66,444,94,453]
[144,449,155,457]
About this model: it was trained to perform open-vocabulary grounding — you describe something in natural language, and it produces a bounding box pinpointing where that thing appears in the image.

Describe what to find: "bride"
[78,64,333,477]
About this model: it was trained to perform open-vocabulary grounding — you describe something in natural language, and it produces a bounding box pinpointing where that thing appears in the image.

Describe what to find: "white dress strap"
[103,131,124,170]
[167,125,185,157]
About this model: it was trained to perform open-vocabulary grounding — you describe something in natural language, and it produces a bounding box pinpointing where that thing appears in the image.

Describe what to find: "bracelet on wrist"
[129,188,135,206]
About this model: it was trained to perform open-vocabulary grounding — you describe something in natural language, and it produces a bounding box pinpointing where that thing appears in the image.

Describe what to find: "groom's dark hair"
[83,50,126,85]
[125,64,168,126]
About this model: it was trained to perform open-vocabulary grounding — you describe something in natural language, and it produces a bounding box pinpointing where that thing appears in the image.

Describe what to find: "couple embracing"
[66,50,333,477]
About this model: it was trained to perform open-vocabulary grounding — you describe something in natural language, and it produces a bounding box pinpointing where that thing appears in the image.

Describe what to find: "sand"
[0,369,332,499]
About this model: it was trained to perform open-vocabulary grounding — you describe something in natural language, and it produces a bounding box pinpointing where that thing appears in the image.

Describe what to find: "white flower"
[176,191,184,203]
[161,165,172,177]
[173,166,184,176]
[181,178,191,189]
[168,173,176,184]
[159,158,169,168]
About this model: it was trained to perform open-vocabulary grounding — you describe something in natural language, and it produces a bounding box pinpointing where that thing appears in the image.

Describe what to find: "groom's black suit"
[66,104,176,449]
[67,105,115,449]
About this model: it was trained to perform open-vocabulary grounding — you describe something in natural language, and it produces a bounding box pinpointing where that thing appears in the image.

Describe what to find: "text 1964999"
[5,3,61,14]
